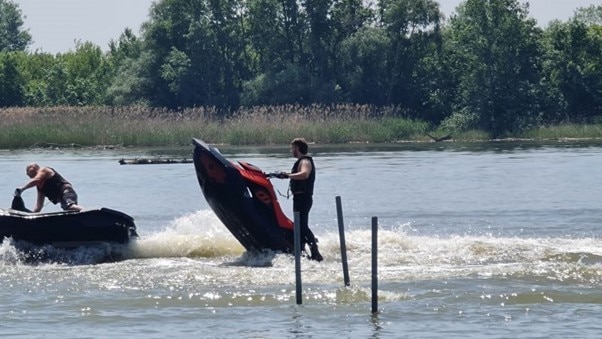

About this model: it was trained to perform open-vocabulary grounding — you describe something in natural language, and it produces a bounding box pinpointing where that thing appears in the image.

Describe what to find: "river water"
[1,141,601,338]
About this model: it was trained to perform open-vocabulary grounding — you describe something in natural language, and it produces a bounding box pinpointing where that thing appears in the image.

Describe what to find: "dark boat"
[0,196,138,247]
[192,138,295,253]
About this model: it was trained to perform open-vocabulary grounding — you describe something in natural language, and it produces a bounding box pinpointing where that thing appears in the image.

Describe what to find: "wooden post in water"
[371,216,378,314]
[294,211,302,305]
[336,196,350,286]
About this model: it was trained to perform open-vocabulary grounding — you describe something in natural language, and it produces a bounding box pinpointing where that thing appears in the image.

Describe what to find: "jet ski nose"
[11,195,31,213]
[196,150,228,184]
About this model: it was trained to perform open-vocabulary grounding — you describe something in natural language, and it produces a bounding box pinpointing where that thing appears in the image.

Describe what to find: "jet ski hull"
[0,207,137,247]
[192,138,294,252]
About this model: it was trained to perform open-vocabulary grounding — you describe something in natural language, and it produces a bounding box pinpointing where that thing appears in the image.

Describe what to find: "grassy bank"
[516,124,602,140]
[0,105,432,148]
[1,105,601,149]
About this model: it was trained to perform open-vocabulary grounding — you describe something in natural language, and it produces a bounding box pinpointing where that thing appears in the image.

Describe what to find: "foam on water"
[1,209,600,286]
[128,210,245,259]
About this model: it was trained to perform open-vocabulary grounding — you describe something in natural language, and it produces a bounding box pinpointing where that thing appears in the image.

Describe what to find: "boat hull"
[192,138,294,253]
[0,208,137,247]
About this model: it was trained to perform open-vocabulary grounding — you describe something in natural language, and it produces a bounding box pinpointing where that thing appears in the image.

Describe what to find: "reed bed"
[0,105,430,149]
[518,123,602,140]
[3,106,600,149]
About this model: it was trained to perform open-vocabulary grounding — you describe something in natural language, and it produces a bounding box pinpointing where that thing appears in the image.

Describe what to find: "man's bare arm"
[21,167,50,191]
[33,190,45,212]
[288,159,312,180]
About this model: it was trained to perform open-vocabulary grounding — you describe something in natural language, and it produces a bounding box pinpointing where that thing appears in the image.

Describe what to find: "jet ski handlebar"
[266,171,289,179]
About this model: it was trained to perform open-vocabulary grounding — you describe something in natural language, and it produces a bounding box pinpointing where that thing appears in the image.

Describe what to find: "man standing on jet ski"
[15,163,83,212]
[273,138,323,262]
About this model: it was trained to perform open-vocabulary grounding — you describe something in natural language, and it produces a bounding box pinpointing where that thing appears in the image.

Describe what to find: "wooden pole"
[371,216,378,314]
[294,211,302,305]
[336,196,350,286]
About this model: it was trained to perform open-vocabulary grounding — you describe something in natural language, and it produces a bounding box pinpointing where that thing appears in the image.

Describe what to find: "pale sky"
[15,0,155,53]
[14,0,602,54]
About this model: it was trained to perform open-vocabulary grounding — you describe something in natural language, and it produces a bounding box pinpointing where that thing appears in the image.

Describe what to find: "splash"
[295,228,602,284]
[2,213,600,286]
[0,237,131,265]
[0,239,23,264]
[313,228,602,265]
[126,210,245,259]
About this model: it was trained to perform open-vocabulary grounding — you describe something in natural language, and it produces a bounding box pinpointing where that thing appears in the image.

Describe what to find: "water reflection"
[370,312,384,338]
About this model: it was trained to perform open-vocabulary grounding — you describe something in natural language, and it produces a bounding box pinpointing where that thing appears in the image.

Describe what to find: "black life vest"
[290,156,315,196]
[40,168,71,204]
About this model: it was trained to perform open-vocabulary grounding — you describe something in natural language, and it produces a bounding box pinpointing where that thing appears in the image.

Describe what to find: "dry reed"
[0,104,428,149]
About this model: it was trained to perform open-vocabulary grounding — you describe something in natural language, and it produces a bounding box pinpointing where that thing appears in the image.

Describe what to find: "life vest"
[40,168,71,204]
[290,156,315,196]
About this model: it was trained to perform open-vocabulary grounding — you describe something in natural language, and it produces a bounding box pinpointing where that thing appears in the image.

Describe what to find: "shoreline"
[4,136,602,152]
[2,106,602,150]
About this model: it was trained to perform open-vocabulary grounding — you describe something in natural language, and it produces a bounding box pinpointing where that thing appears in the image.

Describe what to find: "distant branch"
[426,132,452,142]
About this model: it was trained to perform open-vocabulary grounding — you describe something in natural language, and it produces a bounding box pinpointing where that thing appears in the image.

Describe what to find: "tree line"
[1,0,601,136]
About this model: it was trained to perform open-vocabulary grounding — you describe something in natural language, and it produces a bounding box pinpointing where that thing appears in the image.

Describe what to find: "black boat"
[0,196,138,247]
[192,138,295,253]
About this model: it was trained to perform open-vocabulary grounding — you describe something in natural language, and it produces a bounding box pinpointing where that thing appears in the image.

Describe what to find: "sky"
[13,0,602,54]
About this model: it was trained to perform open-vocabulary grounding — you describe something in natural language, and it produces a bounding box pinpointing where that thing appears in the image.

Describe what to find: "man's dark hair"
[291,138,309,154]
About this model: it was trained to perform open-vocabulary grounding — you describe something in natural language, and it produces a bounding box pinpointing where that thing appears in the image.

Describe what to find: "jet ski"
[192,138,295,253]
[0,195,138,247]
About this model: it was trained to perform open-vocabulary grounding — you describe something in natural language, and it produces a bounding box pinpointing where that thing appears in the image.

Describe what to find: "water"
[1,141,601,338]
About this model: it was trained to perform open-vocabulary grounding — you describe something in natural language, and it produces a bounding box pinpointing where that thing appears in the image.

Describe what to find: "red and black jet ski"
[192,138,295,253]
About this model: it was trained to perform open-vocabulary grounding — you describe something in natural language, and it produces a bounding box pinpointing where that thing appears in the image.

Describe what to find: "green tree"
[444,0,543,136]
[331,0,373,41]
[138,0,203,107]
[337,26,389,105]
[206,0,249,108]
[107,28,142,68]
[304,0,333,78]
[542,17,602,122]
[16,51,56,105]
[243,0,375,106]
[160,47,192,102]
[574,5,602,25]
[41,59,69,105]
[304,0,375,104]
[376,0,443,114]
[330,0,374,100]
[241,62,312,105]
[280,0,307,66]
[60,41,111,105]
[138,0,250,109]
[243,0,315,106]
[19,42,110,106]
[105,28,148,106]
[246,0,288,73]
[0,51,25,106]
[0,0,31,51]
